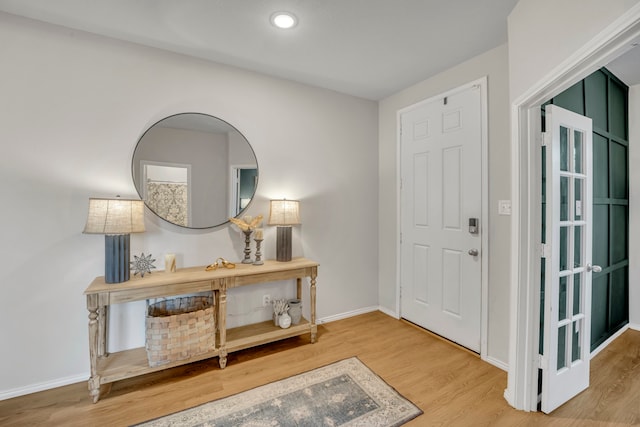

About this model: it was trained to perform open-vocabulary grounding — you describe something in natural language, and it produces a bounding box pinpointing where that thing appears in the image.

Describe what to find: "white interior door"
[541,105,595,413]
[399,84,482,352]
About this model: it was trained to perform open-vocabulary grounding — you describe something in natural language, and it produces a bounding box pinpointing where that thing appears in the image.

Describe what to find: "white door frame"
[506,5,640,411]
[396,77,490,361]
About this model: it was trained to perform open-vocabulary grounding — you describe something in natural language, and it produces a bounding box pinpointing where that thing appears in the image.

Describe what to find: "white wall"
[508,0,640,101]
[0,13,378,398]
[378,44,512,366]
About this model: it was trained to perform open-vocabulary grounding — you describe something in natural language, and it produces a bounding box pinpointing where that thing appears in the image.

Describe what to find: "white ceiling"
[0,0,522,100]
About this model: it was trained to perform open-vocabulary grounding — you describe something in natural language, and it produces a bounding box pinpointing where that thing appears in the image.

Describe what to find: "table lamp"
[83,197,146,283]
[268,199,300,262]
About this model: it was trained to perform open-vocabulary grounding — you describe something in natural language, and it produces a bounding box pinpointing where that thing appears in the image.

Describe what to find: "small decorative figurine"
[205,257,236,271]
[253,228,264,266]
[131,253,156,277]
[229,214,264,264]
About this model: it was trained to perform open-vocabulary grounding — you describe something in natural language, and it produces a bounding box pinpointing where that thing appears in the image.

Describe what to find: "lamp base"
[275,226,292,262]
[105,234,130,283]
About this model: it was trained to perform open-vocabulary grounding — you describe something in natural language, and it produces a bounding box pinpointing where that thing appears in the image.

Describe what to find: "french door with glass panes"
[541,105,596,413]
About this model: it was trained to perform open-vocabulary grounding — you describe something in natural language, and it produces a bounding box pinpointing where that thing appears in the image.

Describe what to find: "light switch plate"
[498,200,512,215]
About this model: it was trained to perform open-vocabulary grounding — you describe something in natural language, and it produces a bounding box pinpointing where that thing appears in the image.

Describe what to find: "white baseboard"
[317,306,379,324]
[503,387,515,408]
[377,305,399,319]
[629,323,640,331]
[591,324,630,359]
[484,355,509,372]
[0,373,88,401]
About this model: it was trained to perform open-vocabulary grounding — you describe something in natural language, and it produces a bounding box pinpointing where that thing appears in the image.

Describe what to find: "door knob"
[468,249,479,256]
[587,263,602,273]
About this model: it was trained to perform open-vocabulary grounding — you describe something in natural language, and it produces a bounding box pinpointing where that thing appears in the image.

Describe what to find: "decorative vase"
[279,312,292,329]
[288,299,302,324]
[273,312,280,327]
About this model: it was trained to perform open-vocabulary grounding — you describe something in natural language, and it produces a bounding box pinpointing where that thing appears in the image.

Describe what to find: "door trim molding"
[506,4,640,411]
[395,76,489,360]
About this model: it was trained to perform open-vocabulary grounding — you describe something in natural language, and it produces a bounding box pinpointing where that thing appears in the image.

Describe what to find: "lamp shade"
[83,198,146,235]
[268,199,300,225]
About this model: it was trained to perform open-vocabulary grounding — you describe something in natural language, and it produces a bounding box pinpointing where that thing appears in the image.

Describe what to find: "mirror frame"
[132,113,259,229]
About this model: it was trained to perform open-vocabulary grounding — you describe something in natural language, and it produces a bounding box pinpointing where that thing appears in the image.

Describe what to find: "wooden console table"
[84,257,318,402]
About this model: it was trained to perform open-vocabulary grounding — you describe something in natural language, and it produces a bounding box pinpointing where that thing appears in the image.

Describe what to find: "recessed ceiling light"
[270,12,298,29]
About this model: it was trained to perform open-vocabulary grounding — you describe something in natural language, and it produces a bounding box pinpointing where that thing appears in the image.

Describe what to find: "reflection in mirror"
[132,113,258,229]
[142,162,191,227]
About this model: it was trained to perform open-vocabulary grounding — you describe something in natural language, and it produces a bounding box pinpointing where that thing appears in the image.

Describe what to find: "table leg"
[218,281,228,369]
[310,270,317,343]
[87,294,101,403]
[97,305,107,357]
[213,290,219,337]
[219,348,228,369]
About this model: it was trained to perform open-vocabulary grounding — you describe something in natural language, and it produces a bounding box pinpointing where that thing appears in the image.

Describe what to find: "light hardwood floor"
[1,311,639,426]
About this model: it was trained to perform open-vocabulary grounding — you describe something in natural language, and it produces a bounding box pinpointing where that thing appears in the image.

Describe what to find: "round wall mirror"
[132,113,258,229]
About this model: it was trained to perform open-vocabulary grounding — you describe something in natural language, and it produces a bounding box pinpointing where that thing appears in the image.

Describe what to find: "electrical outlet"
[262,294,271,307]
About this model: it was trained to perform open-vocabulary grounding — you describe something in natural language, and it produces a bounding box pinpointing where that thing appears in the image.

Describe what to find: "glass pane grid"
[559,276,567,321]
[574,129,584,174]
[560,126,569,172]
[573,274,582,316]
[556,125,585,371]
[551,121,590,374]
[557,324,568,370]
[572,319,582,364]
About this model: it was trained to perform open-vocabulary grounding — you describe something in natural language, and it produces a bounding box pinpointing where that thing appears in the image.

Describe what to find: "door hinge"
[538,354,547,370]
[540,132,551,146]
[540,243,550,258]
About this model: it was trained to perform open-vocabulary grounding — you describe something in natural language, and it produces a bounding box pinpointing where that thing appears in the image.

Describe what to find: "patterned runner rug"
[135,357,422,426]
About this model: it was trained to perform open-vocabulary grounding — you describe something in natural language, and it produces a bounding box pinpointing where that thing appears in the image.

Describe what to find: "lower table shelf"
[98,347,221,384]
[225,318,312,352]
[96,317,314,386]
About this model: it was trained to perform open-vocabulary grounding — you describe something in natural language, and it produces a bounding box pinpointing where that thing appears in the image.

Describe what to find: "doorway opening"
[229,166,258,217]
[508,7,640,412]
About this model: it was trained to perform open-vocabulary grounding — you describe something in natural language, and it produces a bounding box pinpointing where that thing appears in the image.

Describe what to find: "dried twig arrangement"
[272,299,289,315]
[229,215,263,232]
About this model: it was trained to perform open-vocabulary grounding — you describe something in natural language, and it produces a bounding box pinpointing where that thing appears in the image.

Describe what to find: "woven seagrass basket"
[145,295,215,367]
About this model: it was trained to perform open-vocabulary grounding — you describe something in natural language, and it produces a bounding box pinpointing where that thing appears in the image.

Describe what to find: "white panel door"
[541,105,595,413]
[400,85,482,352]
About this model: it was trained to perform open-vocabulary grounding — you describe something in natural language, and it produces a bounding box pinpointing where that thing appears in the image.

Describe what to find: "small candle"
[165,253,176,273]
[254,228,263,240]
